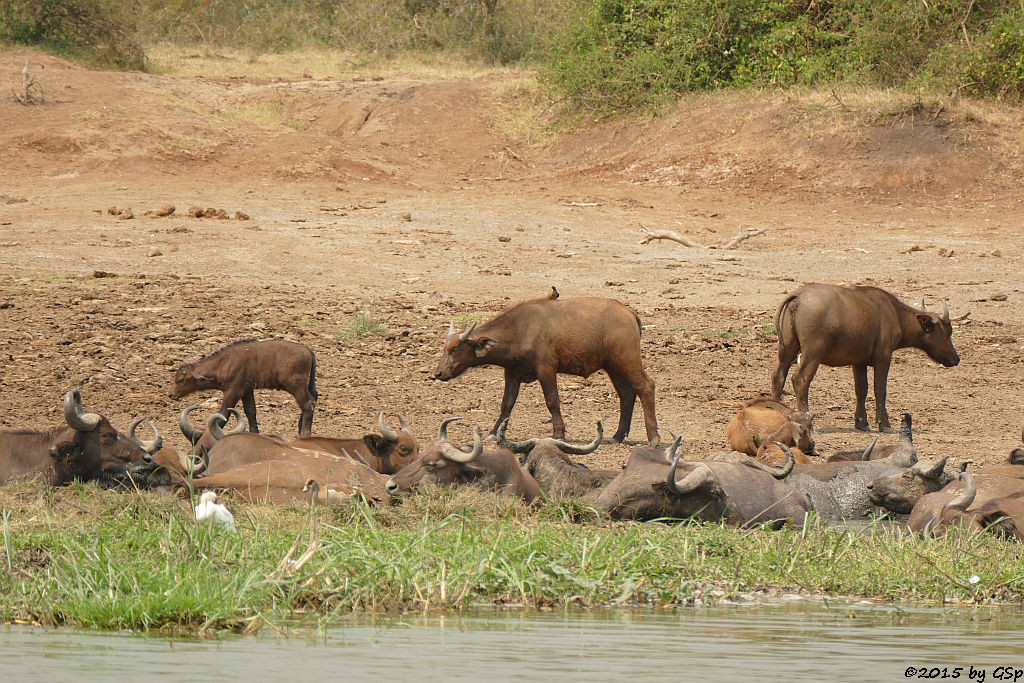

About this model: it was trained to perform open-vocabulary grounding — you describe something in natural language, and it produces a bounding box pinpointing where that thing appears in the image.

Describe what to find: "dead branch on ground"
[639,225,766,250]
[12,60,41,105]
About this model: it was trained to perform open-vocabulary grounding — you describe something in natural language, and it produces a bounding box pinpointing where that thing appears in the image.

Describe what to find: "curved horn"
[943,472,977,513]
[438,416,463,441]
[397,414,410,431]
[861,437,879,461]
[341,447,372,469]
[207,413,229,441]
[128,417,163,455]
[222,408,246,435]
[440,425,483,464]
[179,406,203,444]
[63,389,101,432]
[890,412,917,468]
[496,418,538,454]
[551,421,604,455]
[667,457,713,495]
[911,456,949,480]
[458,321,478,342]
[448,320,456,336]
[378,412,398,443]
[747,443,795,478]
[662,434,683,465]
[177,447,208,477]
[941,301,950,323]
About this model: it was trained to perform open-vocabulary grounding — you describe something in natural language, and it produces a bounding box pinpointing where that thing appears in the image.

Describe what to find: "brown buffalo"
[498,419,615,499]
[385,418,543,503]
[433,289,658,445]
[827,411,916,463]
[0,389,165,488]
[596,438,810,526]
[725,397,815,462]
[908,472,1024,533]
[288,413,418,475]
[771,284,959,431]
[913,473,1024,540]
[171,339,318,436]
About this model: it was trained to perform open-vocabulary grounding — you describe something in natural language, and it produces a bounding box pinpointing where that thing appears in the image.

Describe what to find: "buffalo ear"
[916,314,936,333]
[49,440,79,461]
[364,434,388,455]
[474,338,497,358]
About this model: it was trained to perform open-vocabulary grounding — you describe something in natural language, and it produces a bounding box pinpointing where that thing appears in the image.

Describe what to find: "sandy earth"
[1,52,1022,475]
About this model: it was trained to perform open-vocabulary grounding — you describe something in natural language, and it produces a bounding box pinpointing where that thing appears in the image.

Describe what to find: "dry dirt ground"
[1,51,1022,476]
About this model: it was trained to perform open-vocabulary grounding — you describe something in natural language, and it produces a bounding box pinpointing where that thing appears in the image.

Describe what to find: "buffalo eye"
[400,446,411,455]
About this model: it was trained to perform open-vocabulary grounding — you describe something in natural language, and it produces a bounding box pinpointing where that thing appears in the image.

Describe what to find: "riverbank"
[1,483,1021,634]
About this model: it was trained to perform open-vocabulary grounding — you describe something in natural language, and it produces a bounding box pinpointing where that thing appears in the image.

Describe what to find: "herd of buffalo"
[3,282,1023,540]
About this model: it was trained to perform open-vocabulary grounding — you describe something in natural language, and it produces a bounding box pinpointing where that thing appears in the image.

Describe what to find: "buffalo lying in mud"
[385,418,542,503]
[771,284,960,432]
[433,288,659,445]
[908,471,1024,536]
[498,419,616,499]
[0,389,166,488]
[171,339,318,436]
[596,438,810,527]
[910,472,1024,540]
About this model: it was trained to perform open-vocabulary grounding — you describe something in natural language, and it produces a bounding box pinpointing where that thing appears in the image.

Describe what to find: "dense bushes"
[543,0,1024,109]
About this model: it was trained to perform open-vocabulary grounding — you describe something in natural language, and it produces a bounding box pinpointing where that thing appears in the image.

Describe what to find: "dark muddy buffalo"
[433,288,658,445]
[385,418,543,503]
[596,438,810,527]
[0,389,165,488]
[907,471,1024,534]
[911,472,1024,540]
[171,339,318,436]
[498,419,615,499]
[771,284,959,431]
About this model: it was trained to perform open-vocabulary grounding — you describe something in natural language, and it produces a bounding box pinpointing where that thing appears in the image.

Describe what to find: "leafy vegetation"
[337,311,387,340]
[1,482,1023,633]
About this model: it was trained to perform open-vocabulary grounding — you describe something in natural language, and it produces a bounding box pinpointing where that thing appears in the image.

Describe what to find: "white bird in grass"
[194,491,236,532]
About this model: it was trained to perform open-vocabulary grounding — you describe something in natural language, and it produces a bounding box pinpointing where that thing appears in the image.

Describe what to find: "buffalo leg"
[241,390,259,433]
[608,373,637,444]
[537,367,566,439]
[771,338,800,401]
[852,365,870,431]
[489,368,522,438]
[634,372,659,446]
[791,355,820,414]
[293,387,316,437]
[873,360,892,432]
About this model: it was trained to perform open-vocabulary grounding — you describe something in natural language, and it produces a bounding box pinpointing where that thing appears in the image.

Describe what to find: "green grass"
[336,311,386,340]
[1,482,1023,634]
[701,327,747,342]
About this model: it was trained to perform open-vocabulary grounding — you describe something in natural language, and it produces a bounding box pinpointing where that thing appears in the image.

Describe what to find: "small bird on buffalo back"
[194,491,236,532]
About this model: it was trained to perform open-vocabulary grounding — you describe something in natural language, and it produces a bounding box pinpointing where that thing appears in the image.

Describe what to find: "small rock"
[514,225,524,232]
[117,208,134,220]
[497,235,511,243]
[107,206,120,215]
[188,206,205,218]
[146,248,163,257]
[400,212,412,222]
[990,293,1008,301]
[235,211,250,220]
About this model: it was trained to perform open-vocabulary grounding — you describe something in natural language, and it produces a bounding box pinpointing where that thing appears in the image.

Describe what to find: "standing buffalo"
[771,284,959,431]
[171,339,318,436]
[0,389,164,487]
[433,289,658,444]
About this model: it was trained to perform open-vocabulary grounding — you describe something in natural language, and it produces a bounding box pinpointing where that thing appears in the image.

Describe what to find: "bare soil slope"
[1,52,1022,474]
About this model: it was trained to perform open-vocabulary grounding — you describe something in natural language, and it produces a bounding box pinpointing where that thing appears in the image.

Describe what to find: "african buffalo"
[596,438,810,527]
[911,473,1024,540]
[770,284,959,431]
[385,418,543,503]
[908,472,1024,534]
[498,419,615,499]
[179,406,246,454]
[0,389,165,487]
[433,288,658,444]
[725,397,815,462]
[171,339,318,435]
[289,413,418,475]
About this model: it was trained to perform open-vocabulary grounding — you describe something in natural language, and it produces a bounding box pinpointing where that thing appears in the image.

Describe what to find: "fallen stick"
[717,228,766,250]
[638,225,703,248]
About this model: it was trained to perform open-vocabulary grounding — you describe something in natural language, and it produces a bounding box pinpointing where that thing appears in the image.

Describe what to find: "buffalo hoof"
[608,434,626,445]
[483,432,498,442]
[877,423,894,434]
[854,417,870,432]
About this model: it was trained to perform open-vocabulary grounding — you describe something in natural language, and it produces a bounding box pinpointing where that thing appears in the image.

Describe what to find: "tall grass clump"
[543,0,1024,111]
[0,0,144,69]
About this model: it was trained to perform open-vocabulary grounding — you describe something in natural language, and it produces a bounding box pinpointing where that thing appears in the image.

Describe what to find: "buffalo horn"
[397,414,410,431]
[440,425,483,464]
[177,448,209,477]
[448,320,456,336]
[224,408,247,435]
[438,416,463,441]
[378,412,398,442]
[943,472,977,513]
[63,389,101,432]
[749,443,796,478]
[128,417,163,455]
[667,457,714,496]
[458,321,478,342]
[551,421,604,455]
[662,434,683,465]
[860,437,879,461]
[911,456,948,480]
[179,406,203,444]
[920,299,926,311]
[941,300,950,323]
[341,447,372,469]
[497,418,538,454]
[890,412,917,468]
[207,413,229,441]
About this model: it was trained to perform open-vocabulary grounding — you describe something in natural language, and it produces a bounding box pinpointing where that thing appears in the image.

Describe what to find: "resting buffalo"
[771,284,959,431]
[385,418,542,503]
[596,438,810,527]
[498,419,615,499]
[433,288,658,444]
[907,472,1024,534]
[725,397,815,464]
[171,339,318,435]
[0,389,165,488]
[911,473,1024,540]
[289,413,418,475]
